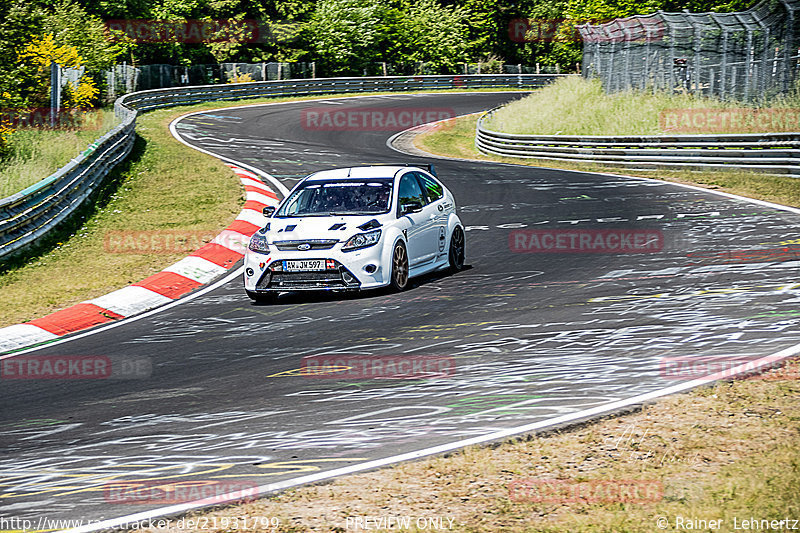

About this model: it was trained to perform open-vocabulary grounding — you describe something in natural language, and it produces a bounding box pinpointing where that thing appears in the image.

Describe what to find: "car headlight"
[342,229,381,251]
[248,233,270,253]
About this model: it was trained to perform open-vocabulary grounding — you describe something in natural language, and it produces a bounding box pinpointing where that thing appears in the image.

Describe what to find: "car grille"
[271,271,348,288]
[274,239,338,251]
[256,262,360,291]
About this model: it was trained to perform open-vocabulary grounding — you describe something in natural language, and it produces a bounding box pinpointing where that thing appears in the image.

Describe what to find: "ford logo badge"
[297,243,311,251]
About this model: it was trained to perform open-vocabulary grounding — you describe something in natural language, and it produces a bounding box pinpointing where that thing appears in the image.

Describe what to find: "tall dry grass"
[484,77,748,136]
[0,109,118,198]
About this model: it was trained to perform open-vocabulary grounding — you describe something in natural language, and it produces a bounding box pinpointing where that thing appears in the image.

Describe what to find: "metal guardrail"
[0,74,565,261]
[476,107,800,176]
[114,74,564,115]
[0,114,137,262]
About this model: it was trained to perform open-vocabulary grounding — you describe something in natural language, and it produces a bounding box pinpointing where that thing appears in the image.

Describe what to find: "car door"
[414,171,448,261]
[396,172,436,267]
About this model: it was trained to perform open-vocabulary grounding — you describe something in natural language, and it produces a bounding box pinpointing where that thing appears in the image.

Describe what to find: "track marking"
[0,91,786,528]
[57,93,800,532]
[63,343,800,533]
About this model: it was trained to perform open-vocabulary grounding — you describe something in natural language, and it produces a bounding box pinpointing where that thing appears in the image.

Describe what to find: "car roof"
[304,166,424,182]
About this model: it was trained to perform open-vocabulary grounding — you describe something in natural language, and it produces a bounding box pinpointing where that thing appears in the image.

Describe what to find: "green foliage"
[307,0,395,75]
[45,0,122,70]
[0,0,121,111]
[0,115,13,160]
[16,34,84,108]
[0,1,47,108]
[0,0,763,110]
[393,0,469,71]
[307,0,472,75]
[567,0,665,22]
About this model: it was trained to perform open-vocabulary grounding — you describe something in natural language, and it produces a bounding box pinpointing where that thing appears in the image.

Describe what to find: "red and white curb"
[0,164,279,354]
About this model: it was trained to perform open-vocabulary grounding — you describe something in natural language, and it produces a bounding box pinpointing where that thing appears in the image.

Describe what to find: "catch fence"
[578,0,800,101]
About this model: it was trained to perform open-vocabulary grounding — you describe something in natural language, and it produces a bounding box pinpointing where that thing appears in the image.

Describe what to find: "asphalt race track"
[2,92,800,528]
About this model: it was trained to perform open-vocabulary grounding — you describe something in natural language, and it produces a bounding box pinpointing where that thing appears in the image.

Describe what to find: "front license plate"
[284,259,326,271]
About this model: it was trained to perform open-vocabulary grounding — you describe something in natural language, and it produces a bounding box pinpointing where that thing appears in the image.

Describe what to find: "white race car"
[243,164,465,302]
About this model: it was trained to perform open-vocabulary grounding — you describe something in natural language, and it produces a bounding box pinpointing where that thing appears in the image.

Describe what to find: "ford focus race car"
[244,165,465,302]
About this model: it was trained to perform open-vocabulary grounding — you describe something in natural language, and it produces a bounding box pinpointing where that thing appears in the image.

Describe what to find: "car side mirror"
[262,206,276,217]
[401,201,423,215]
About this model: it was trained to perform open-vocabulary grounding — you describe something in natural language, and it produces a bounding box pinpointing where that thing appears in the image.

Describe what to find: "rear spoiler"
[348,163,439,177]
[417,163,437,177]
[391,163,438,177]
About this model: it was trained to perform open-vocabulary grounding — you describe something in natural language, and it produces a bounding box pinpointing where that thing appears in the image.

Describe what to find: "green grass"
[484,76,800,136]
[0,106,242,327]
[0,110,119,198]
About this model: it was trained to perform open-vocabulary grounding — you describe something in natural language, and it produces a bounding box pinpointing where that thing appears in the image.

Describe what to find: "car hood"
[265,215,385,242]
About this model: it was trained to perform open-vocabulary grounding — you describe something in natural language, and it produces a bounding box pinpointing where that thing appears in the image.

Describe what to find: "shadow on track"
[247,264,474,306]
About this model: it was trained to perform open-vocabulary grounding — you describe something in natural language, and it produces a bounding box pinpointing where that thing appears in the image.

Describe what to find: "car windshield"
[276,178,393,217]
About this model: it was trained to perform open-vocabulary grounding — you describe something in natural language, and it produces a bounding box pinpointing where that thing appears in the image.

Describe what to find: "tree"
[45,0,123,70]
[307,0,396,75]
[17,34,100,108]
[0,0,118,111]
[457,0,533,65]
[394,0,469,72]
[0,1,47,107]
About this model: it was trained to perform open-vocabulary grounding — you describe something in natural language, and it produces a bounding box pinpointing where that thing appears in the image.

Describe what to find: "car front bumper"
[243,246,389,292]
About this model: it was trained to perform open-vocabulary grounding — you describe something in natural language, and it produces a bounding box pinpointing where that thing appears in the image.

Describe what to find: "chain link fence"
[105,62,313,99]
[578,0,800,101]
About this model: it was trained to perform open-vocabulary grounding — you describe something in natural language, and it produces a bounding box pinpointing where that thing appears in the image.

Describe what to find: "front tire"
[448,226,465,272]
[389,241,409,291]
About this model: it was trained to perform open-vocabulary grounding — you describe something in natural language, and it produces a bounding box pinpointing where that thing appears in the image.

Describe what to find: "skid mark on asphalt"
[4,93,800,524]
